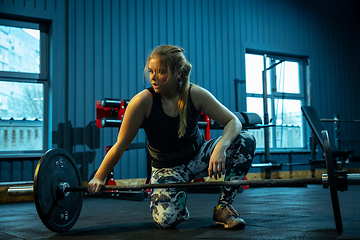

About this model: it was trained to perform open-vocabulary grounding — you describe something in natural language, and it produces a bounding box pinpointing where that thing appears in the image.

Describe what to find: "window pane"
[0,25,40,73]
[0,81,43,151]
[275,61,300,94]
[246,97,272,149]
[246,53,306,150]
[246,97,272,122]
[245,54,270,94]
[274,99,303,148]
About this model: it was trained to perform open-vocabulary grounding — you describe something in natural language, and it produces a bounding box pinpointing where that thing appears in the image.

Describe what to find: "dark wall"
[1,0,359,181]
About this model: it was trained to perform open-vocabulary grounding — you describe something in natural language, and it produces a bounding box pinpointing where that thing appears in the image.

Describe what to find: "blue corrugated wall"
[0,0,359,181]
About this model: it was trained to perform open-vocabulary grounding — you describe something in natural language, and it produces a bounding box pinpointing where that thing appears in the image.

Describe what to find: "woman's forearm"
[93,142,124,181]
[216,118,242,151]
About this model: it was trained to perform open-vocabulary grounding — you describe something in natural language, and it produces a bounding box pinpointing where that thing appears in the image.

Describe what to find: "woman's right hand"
[87,177,105,194]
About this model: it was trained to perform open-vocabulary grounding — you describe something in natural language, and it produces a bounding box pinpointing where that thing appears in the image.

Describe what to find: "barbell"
[6,131,360,233]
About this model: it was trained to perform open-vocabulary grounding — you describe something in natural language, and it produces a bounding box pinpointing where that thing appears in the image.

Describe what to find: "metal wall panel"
[65,0,360,180]
[1,0,359,182]
[0,0,58,14]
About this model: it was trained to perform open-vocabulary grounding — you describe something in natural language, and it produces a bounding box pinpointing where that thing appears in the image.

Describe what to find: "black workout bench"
[301,106,355,173]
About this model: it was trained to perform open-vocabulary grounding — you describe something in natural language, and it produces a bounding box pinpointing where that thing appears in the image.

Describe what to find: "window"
[245,53,308,150]
[0,18,48,156]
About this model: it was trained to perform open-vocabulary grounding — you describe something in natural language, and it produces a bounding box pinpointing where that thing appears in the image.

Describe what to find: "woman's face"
[148,58,177,94]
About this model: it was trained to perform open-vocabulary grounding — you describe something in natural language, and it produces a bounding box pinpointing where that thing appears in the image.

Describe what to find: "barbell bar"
[321,118,360,123]
[8,173,360,197]
[8,177,323,197]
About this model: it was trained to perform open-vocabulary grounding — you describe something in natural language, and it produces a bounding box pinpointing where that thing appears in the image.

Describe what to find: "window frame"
[0,18,49,157]
[245,51,309,151]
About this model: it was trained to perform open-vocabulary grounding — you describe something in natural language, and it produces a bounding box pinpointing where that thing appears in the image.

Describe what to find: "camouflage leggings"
[150,131,256,228]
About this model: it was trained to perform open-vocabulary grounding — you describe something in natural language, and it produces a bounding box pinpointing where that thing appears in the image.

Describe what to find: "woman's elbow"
[226,116,242,133]
[235,118,242,133]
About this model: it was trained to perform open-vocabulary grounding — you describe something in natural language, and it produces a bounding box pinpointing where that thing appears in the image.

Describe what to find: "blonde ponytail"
[177,80,190,137]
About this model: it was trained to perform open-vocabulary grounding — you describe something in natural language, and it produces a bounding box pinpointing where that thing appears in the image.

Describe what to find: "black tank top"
[142,85,202,154]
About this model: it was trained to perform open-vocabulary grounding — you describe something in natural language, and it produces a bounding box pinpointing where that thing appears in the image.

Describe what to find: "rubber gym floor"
[1,185,359,240]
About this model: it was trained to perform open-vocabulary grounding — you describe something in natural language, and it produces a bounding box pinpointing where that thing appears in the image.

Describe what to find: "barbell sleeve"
[101,99,130,108]
[101,118,122,127]
[348,173,360,184]
[322,173,360,188]
[8,186,34,196]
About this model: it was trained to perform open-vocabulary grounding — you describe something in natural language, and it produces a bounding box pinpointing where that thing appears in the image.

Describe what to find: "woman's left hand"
[208,148,226,180]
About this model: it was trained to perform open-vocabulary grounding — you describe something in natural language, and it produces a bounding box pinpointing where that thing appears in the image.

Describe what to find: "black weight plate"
[321,130,343,234]
[33,148,83,232]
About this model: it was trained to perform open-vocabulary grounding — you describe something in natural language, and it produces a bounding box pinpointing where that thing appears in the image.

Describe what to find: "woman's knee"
[241,131,256,151]
[150,190,186,229]
[233,131,256,157]
[151,201,182,228]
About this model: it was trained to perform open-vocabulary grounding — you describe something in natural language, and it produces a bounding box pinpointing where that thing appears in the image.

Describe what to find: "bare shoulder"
[134,89,152,100]
[190,85,236,126]
[129,89,153,117]
[190,84,210,100]
[190,85,216,111]
[130,89,151,104]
